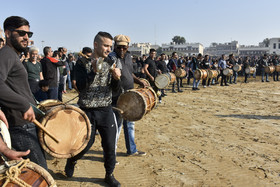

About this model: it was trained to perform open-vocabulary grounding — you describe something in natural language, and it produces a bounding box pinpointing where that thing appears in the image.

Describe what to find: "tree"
[156,47,162,55]
[263,38,270,47]
[172,36,186,44]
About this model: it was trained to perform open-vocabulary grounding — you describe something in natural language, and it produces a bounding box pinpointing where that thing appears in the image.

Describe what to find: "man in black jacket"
[40,46,66,99]
[0,16,47,169]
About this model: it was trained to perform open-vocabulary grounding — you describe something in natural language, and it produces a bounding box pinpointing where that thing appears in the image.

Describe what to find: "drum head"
[39,105,91,158]
[0,120,11,149]
[245,68,250,74]
[155,74,170,89]
[117,90,146,121]
[194,69,201,80]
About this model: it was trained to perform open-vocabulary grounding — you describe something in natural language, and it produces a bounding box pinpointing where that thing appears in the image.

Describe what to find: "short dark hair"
[149,48,156,53]
[53,50,59,58]
[4,16,30,31]
[43,46,51,56]
[172,52,177,56]
[82,47,92,54]
[39,80,49,88]
[94,31,113,43]
[58,47,63,52]
[161,53,166,56]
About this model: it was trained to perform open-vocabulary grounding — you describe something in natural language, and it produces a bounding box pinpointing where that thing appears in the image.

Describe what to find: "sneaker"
[203,85,206,88]
[159,100,162,103]
[115,160,120,165]
[65,159,77,177]
[128,151,146,156]
[104,174,121,187]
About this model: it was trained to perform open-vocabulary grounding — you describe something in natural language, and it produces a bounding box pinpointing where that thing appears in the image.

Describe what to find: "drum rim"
[38,104,91,158]
[0,159,56,186]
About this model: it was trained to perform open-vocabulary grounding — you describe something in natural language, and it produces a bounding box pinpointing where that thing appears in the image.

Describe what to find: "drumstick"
[112,107,124,114]
[33,119,60,143]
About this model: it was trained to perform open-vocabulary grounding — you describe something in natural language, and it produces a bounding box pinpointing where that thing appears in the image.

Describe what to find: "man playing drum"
[219,54,229,86]
[260,54,270,82]
[64,31,121,187]
[167,52,183,93]
[110,34,146,158]
[156,53,169,96]
[0,16,47,169]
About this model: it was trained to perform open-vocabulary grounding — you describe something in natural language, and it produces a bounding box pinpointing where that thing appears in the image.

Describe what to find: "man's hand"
[111,68,121,80]
[3,147,30,160]
[23,106,35,122]
[0,110,8,128]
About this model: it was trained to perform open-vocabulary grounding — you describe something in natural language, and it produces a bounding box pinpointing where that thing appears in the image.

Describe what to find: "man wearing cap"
[0,16,47,169]
[111,34,146,157]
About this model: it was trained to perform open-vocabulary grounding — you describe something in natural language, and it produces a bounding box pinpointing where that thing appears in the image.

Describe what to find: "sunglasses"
[12,29,33,38]
[117,46,128,50]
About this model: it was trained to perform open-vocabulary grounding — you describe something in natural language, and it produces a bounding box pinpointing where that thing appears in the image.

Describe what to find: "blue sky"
[1,0,279,53]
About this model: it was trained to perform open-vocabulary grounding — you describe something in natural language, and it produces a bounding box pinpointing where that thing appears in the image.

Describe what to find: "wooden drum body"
[222,68,233,76]
[207,70,218,79]
[275,65,280,72]
[233,65,242,72]
[174,68,186,78]
[38,100,91,158]
[264,66,275,74]
[155,74,170,89]
[245,67,256,74]
[116,87,157,121]
[166,72,176,84]
[0,159,56,187]
[194,69,208,80]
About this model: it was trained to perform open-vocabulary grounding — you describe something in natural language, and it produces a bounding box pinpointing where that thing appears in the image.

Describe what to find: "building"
[204,41,239,56]
[269,38,280,55]
[239,45,269,56]
[161,43,204,56]
[129,43,151,56]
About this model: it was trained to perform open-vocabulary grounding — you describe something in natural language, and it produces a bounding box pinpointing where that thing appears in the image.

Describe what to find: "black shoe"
[180,85,183,87]
[196,87,200,90]
[65,159,77,177]
[178,89,183,92]
[220,84,224,86]
[105,174,121,187]
[225,84,229,86]
[266,80,270,82]
[192,87,196,90]
[172,90,177,93]
[262,80,264,82]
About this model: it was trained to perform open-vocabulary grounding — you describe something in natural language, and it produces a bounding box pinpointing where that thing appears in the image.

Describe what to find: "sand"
[46,76,280,187]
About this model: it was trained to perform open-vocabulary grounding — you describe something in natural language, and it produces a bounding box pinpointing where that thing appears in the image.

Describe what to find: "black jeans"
[9,123,47,170]
[68,106,117,175]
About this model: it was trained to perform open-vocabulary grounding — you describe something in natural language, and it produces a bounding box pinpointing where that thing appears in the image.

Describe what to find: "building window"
[273,43,276,49]
[278,43,280,49]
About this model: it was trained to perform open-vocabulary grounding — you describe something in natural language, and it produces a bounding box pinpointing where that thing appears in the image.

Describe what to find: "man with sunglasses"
[0,16,47,169]
[111,34,146,158]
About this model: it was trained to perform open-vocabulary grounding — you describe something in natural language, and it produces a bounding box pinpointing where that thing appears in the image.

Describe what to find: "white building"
[239,45,269,56]
[269,38,280,55]
[204,41,239,56]
[129,43,151,56]
[162,43,204,56]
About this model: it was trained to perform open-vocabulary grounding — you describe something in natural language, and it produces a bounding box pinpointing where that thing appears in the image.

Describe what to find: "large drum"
[0,120,11,149]
[264,66,275,74]
[233,65,242,72]
[223,68,233,76]
[0,159,56,187]
[37,100,91,158]
[275,65,280,72]
[166,72,176,84]
[245,67,256,74]
[116,87,157,121]
[155,74,170,89]
[174,68,186,78]
[194,69,208,80]
[134,78,151,88]
[207,70,218,79]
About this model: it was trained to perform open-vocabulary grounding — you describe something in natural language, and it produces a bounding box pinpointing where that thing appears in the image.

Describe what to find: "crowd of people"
[0,15,279,187]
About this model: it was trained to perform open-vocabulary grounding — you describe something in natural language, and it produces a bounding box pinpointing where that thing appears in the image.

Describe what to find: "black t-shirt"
[157,60,168,74]
[145,57,157,77]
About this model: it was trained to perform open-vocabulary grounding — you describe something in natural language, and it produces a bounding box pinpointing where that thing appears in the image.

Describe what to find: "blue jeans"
[261,68,269,81]
[47,87,58,100]
[192,76,200,88]
[233,71,238,83]
[9,123,47,170]
[67,72,72,89]
[115,112,137,155]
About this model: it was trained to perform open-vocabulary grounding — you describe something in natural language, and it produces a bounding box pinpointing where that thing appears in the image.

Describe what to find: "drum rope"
[0,159,32,187]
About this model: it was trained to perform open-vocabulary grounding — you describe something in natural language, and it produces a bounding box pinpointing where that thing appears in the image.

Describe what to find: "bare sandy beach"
[46,76,280,187]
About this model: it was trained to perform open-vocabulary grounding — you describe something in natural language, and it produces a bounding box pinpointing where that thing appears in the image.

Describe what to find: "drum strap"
[0,159,31,187]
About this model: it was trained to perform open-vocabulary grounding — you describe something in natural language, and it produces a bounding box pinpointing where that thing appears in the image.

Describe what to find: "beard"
[10,34,28,53]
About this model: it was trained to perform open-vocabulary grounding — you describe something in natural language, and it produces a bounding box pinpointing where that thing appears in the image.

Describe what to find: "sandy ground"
[46,76,280,187]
